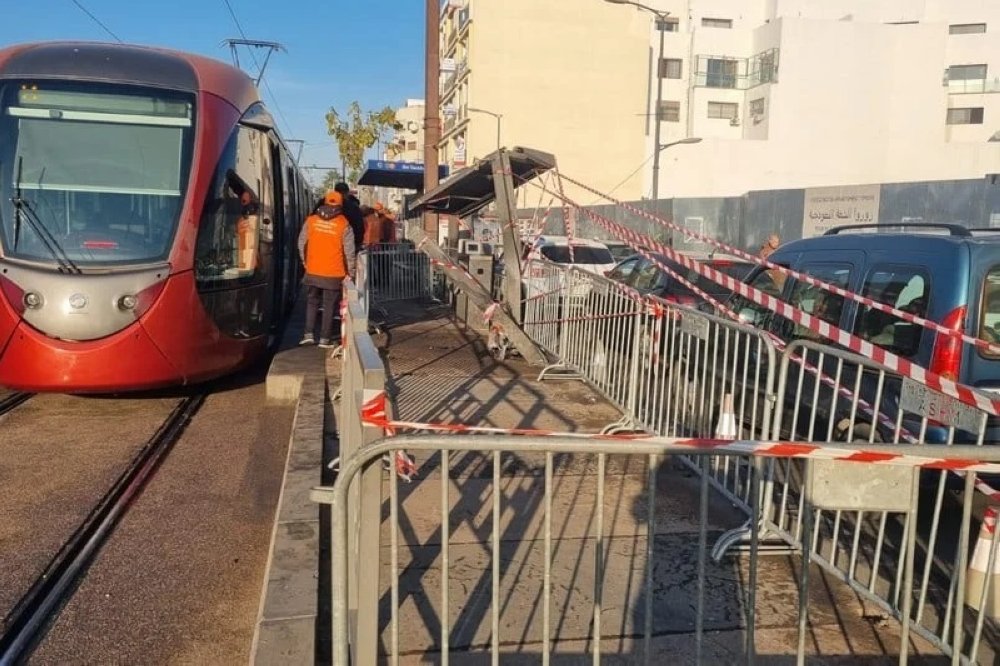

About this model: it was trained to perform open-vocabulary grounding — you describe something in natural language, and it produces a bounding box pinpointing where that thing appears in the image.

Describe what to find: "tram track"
[0,392,32,418]
[0,393,206,665]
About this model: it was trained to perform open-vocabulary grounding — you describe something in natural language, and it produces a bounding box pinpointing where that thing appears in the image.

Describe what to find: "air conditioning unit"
[730,117,741,127]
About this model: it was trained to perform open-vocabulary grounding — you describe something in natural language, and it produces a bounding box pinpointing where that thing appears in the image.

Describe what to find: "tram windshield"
[0,82,195,267]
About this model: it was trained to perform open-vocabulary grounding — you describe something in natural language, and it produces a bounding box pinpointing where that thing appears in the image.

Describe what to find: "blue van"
[731,224,1000,444]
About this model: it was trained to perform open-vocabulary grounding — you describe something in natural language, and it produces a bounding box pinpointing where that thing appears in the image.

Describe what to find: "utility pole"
[603,1,670,200]
[423,0,441,237]
[651,21,666,201]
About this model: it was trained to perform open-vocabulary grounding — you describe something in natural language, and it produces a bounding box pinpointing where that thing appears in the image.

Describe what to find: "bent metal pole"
[423,0,441,236]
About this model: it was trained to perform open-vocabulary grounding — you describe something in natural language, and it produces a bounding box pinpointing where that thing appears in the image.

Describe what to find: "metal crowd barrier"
[314,383,1000,664]
[521,259,564,357]
[517,257,1000,663]
[765,340,996,662]
[363,242,432,317]
[525,259,777,510]
[328,279,385,665]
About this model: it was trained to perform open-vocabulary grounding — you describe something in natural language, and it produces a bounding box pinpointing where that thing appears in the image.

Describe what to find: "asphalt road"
[0,393,179,623]
[0,370,294,664]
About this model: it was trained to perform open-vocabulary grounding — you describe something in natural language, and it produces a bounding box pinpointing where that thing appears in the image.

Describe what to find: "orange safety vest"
[380,213,397,243]
[237,215,258,270]
[363,216,382,246]
[304,213,348,278]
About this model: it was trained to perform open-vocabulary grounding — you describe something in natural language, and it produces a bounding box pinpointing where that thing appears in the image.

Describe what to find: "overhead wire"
[69,0,123,43]
[595,152,656,204]
[220,0,293,137]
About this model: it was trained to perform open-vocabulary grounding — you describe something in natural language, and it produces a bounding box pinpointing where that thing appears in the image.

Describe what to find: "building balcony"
[693,48,779,90]
[947,79,1000,94]
[438,105,468,141]
[439,0,465,21]
[439,60,468,96]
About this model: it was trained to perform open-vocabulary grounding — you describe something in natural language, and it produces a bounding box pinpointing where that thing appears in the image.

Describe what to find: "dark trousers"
[305,283,342,340]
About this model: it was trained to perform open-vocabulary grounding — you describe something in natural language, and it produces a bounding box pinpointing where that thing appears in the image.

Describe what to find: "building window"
[701,17,733,29]
[708,101,739,120]
[658,100,680,122]
[947,107,984,124]
[406,141,418,151]
[659,58,683,79]
[656,17,679,31]
[950,23,986,34]
[948,64,988,81]
[705,58,738,88]
[749,98,765,116]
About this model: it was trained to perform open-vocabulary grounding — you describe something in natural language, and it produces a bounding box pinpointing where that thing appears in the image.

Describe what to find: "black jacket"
[341,195,365,253]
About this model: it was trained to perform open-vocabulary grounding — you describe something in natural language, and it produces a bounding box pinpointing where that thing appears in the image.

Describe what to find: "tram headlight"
[23,292,42,309]
[118,294,138,311]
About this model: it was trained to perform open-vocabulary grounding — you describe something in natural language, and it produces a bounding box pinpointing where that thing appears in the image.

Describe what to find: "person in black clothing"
[334,182,365,255]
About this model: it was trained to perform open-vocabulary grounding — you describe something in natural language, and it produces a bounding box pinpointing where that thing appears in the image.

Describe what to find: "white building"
[365,99,426,211]
[634,0,1000,198]
[386,98,425,164]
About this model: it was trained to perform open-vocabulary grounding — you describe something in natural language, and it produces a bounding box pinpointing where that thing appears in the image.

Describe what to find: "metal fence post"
[354,363,386,666]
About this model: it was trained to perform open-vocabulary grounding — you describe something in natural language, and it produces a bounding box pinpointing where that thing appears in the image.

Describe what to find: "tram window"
[195,125,266,284]
[0,81,194,266]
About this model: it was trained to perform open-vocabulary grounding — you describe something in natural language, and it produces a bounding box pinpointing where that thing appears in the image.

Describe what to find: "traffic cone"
[967,508,1000,620]
[715,393,738,440]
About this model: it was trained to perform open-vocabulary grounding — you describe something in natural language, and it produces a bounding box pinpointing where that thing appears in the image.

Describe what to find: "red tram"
[0,42,309,392]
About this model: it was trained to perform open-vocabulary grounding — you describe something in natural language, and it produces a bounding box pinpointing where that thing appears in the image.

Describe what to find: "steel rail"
[0,393,206,665]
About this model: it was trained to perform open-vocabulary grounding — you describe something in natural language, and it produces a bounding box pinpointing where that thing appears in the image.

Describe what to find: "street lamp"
[658,137,702,152]
[467,107,503,151]
[603,0,674,200]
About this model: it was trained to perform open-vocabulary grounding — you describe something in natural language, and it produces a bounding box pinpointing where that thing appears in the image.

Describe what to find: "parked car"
[522,236,616,275]
[603,240,637,264]
[590,250,755,368]
[521,236,616,302]
[729,223,1000,444]
[607,251,755,308]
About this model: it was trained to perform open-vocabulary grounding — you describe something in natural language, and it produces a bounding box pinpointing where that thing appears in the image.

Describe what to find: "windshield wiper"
[11,157,81,274]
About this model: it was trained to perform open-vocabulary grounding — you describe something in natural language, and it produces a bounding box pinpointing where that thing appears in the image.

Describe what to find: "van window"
[853,266,928,358]
[731,264,789,328]
[979,267,1000,354]
[783,264,852,341]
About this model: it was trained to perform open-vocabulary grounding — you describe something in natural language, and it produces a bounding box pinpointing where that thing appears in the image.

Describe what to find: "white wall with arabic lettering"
[801,184,880,237]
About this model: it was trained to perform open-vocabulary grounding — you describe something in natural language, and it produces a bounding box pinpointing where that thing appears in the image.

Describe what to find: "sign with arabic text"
[802,184,880,238]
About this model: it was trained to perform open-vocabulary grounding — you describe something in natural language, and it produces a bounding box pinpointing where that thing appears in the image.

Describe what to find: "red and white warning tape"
[527,183,917,442]
[532,182,1000,419]
[358,390,1000,474]
[556,170,1000,357]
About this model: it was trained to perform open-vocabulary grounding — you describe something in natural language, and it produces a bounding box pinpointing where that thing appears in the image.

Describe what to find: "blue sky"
[1,0,426,184]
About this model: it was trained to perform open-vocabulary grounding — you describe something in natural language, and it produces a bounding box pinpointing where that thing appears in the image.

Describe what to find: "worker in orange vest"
[237,191,259,272]
[297,190,356,348]
[374,202,397,243]
[361,206,382,247]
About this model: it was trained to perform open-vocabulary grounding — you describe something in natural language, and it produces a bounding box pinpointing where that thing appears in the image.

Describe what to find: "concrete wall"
[521,175,1000,257]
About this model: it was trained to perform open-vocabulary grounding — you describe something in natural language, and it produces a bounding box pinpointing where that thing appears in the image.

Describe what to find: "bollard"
[966,507,1000,619]
[715,392,737,440]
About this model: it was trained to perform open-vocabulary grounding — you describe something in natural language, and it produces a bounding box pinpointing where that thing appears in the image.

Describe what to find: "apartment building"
[641,0,1000,197]
[386,98,425,164]
[440,0,1000,203]
[437,0,651,202]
